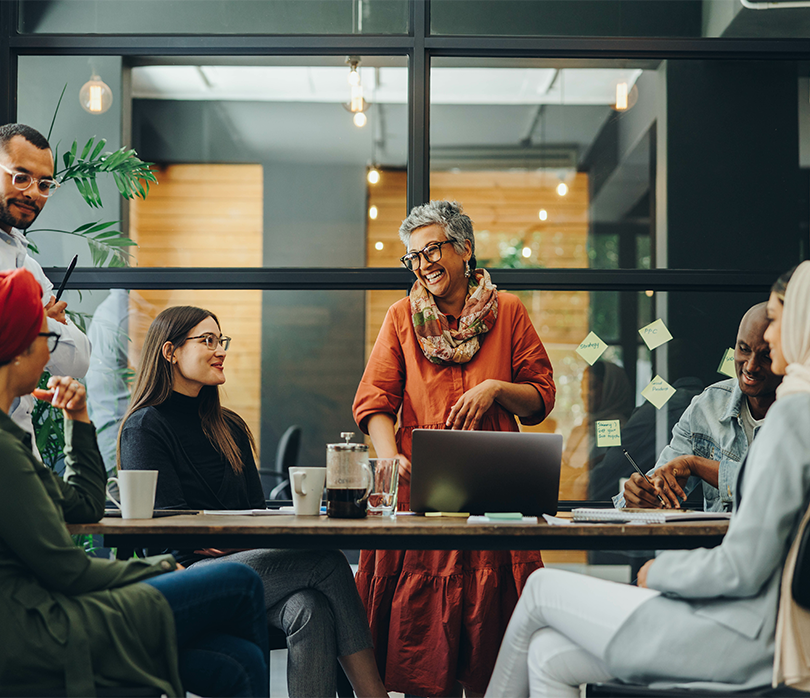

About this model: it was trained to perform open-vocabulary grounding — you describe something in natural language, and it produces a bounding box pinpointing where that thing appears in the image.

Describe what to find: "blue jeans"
[144,562,269,697]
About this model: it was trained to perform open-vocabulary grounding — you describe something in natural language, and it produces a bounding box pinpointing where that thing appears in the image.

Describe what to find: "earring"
[464,261,471,278]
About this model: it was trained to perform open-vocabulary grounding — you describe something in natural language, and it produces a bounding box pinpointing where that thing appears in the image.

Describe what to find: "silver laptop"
[409,430,562,516]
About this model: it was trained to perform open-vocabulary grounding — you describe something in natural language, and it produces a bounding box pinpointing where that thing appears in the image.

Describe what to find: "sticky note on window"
[638,319,673,350]
[576,331,608,365]
[641,375,676,409]
[717,348,735,378]
[596,420,622,447]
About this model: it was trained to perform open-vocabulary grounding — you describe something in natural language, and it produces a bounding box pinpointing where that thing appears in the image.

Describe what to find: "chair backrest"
[271,425,302,500]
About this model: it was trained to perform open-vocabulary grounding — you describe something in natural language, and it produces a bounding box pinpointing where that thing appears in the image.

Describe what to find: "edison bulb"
[369,205,378,219]
[556,181,568,197]
[375,241,384,250]
[538,209,548,221]
[79,76,113,114]
[353,112,367,127]
[367,168,380,184]
[522,247,532,259]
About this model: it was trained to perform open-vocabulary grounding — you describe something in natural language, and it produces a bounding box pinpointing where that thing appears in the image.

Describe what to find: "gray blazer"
[604,392,810,690]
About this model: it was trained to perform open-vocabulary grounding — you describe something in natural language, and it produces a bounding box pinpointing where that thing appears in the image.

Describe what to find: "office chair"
[260,424,302,501]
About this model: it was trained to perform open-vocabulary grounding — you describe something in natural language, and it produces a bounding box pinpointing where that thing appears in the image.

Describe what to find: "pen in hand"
[55,254,78,303]
[622,448,667,507]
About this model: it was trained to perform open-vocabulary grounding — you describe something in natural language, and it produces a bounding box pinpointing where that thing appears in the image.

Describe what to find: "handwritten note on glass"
[717,347,735,378]
[638,319,673,351]
[576,331,608,365]
[641,375,676,409]
[596,420,622,447]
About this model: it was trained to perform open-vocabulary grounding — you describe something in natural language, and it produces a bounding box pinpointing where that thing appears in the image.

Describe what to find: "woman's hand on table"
[32,375,90,423]
[447,380,498,430]
[637,560,654,588]
[396,453,412,485]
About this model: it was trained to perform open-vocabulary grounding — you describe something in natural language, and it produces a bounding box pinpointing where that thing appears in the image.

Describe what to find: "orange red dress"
[352,291,556,696]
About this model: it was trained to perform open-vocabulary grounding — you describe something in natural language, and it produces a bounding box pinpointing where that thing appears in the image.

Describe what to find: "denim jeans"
[144,562,269,697]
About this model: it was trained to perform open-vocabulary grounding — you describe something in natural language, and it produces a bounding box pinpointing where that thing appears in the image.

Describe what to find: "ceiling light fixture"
[344,56,369,128]
[538,209,548,221]
[79,74,113,114]
[367,167,380,184]
[369,205,378,219]
[613,81,639,112]
[556,181,568,197]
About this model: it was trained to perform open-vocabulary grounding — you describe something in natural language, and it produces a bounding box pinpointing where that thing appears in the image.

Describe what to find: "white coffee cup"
[290,467,326,516]
[106,470,159,519]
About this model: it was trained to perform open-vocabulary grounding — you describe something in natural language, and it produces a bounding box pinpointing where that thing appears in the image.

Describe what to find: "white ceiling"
[132,66,643,106]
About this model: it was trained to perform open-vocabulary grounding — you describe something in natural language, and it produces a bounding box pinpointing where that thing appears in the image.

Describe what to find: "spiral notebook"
[571,508,732,524]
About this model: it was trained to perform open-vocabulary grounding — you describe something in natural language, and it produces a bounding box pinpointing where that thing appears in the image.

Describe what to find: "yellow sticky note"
[595,420,622,447]
[641,375,676,409]
[717,347,735,378]
[638,319,673,351]
[576,331,608,365]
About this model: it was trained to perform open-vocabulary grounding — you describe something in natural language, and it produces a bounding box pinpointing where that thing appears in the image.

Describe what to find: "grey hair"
[398,200,476,270]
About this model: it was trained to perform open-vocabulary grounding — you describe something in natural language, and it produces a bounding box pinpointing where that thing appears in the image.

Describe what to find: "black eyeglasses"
[185,333,231,351]
[38,332,60,353]
[0,163,60,197]
[400,240,454,271]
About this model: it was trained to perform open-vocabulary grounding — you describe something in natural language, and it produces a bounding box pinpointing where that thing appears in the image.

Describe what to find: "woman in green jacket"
[0,268,269,697]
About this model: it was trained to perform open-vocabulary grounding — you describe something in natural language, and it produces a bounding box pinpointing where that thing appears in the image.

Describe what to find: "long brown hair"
[117,305,255,473]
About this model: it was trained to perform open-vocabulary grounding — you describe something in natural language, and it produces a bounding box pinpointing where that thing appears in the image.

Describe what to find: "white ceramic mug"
[106,470,159,519]
[290,467,326,516]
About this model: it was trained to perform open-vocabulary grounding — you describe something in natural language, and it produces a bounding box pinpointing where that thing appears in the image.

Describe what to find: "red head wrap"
[0,268,45,365]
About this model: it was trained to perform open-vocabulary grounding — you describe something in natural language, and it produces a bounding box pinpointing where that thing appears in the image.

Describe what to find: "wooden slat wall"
[129,164,264,455]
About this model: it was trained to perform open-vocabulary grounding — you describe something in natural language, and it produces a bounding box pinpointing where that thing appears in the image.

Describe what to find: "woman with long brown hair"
[119,305,387,698]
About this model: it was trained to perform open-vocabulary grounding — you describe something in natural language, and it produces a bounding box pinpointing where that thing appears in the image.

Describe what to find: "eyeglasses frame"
[0,162,61,197]
[185,333,232,351]
[400,239,455,271]
[38,332,60,353]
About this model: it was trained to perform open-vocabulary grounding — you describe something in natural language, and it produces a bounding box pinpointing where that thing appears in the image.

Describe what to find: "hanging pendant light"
[79,74,113,114]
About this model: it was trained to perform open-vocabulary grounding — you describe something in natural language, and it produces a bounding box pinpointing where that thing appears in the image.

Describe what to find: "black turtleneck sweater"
[119,391,265,565]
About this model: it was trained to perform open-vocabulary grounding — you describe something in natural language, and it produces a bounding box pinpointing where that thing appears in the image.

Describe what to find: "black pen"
[55,254,78,302]
[622,448,667,507]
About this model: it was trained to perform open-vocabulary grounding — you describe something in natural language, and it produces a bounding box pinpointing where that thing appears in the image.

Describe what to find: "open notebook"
[572,508,732,524]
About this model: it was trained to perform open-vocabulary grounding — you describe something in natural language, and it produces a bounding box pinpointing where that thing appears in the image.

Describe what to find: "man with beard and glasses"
[615,302,781,512]
[0,123,90,454]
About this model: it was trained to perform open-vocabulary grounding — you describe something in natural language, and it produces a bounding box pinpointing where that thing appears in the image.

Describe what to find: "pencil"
[622,448,667,507]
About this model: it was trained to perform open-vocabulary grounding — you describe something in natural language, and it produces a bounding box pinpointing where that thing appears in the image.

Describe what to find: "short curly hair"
[398,200,476,270]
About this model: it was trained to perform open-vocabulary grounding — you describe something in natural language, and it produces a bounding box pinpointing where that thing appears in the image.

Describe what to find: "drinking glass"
[367,458,399,516]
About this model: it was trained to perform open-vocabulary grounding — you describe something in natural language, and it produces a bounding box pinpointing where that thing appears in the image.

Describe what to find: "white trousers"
[485,568,661,698]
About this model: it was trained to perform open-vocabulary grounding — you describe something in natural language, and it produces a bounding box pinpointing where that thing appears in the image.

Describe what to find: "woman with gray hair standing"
[353,200,556,696]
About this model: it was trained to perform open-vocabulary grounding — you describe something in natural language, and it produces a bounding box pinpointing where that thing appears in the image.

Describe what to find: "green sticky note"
[595,420,622,447]
[641,375,676,410]
[638,319,673,351]
[717,347,735,378]
[576,331,608,365]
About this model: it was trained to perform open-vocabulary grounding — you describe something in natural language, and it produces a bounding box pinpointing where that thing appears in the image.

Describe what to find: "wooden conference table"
[67,512,728,554]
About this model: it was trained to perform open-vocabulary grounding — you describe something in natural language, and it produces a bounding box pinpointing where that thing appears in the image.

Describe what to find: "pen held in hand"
[622,448,667,507]
[55,254,78,302]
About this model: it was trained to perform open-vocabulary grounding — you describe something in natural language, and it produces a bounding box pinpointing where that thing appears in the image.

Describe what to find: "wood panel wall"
[129,164,264,455]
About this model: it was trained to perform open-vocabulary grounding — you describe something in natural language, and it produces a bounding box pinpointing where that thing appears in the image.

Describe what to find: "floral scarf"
[410,268,498,364]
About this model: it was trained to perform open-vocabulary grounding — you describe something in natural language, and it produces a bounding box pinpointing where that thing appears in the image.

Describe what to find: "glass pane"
[430,58,807,271]
[20,0,409,34]
[431,0,810,39]
[431,0,704,37]
[130,57,409,267]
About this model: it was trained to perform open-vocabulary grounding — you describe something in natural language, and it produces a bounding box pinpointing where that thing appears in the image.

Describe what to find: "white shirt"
[0,228,92,452]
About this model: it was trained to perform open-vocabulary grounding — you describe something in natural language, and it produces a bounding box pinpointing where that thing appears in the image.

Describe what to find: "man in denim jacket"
[615,303,781,512]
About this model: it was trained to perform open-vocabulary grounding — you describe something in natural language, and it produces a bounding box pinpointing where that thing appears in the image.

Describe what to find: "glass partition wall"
[5,1,807,545]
